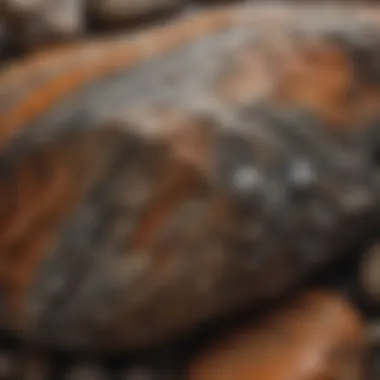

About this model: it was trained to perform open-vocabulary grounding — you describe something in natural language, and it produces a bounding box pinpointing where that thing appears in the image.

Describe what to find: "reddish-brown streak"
[0,132,108,327]
[131,162,200,250]
[274,42,355,128]
[0,152,72,252]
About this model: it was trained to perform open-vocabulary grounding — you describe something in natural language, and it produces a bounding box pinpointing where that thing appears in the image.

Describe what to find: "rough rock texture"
[189,291,365,380]
[1,4,380,351]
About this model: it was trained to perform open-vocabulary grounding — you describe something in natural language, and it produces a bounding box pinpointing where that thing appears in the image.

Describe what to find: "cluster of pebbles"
[1,1,380,380]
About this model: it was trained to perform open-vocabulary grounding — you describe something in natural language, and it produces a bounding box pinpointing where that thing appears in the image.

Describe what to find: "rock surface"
[1,2,380,379]
[1,3,380,351]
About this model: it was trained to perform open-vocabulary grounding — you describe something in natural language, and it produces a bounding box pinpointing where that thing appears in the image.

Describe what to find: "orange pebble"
[190,291,365,380]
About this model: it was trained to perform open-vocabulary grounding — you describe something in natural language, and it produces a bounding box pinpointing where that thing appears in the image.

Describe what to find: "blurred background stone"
[63,362,108,380]
[189,291,365,380]
[0,350,17,379]
[19,355,50,380]
[0,0,248,57]
[359,243,380,306]
[88,0,181,23]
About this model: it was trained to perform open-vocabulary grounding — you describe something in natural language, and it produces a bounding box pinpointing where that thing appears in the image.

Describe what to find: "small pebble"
[189,291,365,380]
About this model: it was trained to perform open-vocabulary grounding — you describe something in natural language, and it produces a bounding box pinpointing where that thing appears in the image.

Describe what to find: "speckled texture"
[1,4,380,353]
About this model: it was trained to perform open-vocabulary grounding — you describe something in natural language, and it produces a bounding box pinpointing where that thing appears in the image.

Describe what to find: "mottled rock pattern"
[1,4,380,351]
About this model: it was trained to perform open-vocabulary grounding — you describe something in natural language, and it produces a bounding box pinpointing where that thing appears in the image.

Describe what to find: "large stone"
[1,4,380,351]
